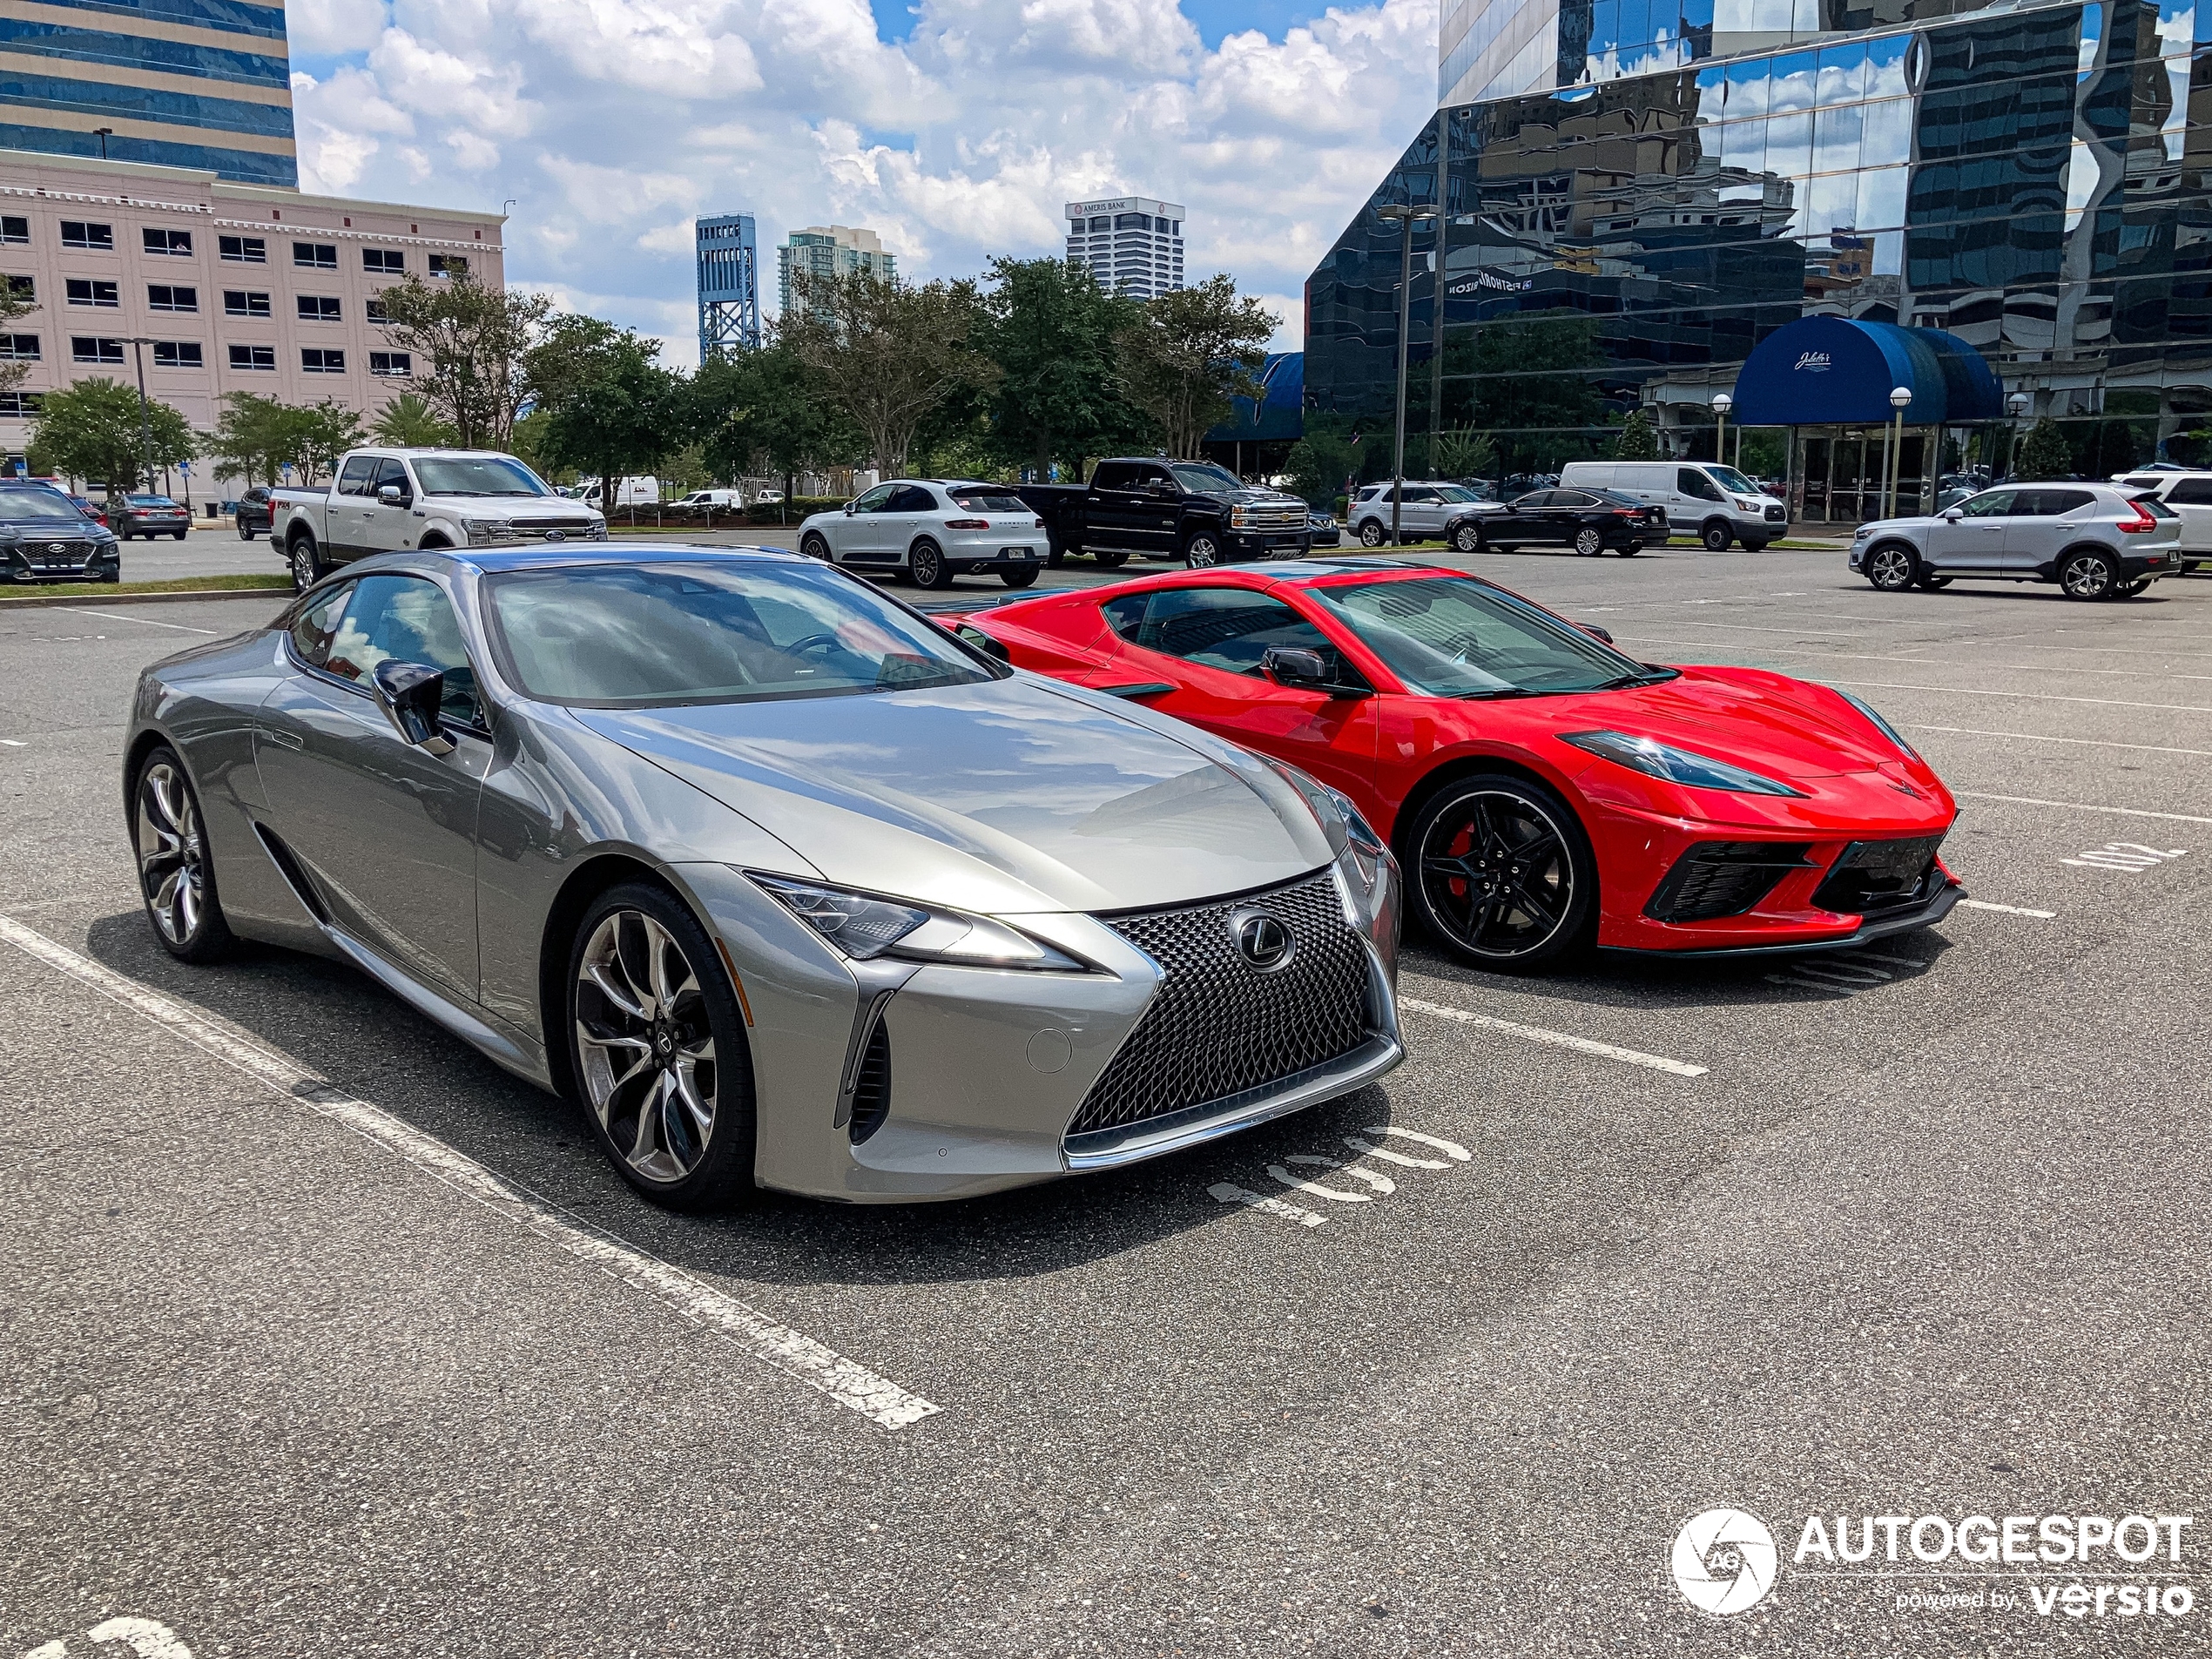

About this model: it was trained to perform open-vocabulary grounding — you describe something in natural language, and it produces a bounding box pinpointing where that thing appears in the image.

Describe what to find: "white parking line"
[0,914,940,1432]
[56,606,219,635]
[1912,725,2212,759]
[1399,995,1708,1076]
[1959,899,2058,918]
[1955,791,2212,826]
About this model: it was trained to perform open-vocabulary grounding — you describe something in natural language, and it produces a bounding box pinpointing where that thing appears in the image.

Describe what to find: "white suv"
[2112,469,2212,571]
[1850,483,2182,599]
[797,479,1047,590]
[1348,482,1493,545]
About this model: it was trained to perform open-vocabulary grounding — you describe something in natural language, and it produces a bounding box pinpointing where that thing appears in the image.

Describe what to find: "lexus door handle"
[256,725,302,750]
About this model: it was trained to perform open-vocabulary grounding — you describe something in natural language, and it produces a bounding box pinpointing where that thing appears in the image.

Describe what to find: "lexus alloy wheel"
[573,908,719,1185]
[133,751,232,961]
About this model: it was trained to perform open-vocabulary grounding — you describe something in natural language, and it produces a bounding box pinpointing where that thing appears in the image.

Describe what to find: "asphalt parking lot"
[2,541,2205,1656]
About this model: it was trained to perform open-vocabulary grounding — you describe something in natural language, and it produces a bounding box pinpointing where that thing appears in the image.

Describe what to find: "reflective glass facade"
[1325,0,2212,501]
[0,0,294,186]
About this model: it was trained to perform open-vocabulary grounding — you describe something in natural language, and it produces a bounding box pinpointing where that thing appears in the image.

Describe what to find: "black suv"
[236,485,274,540]
[1,484,122,582]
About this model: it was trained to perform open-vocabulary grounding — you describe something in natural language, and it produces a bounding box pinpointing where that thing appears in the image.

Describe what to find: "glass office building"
[1310,0,2212,516]
[0,0,296,185]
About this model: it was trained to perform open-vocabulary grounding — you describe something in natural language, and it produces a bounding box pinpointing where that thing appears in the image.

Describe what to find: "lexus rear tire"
[1406,774,1596,973]
[130,746,233,964]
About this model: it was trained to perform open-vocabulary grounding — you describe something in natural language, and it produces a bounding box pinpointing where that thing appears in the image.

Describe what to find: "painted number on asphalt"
[17,1618,192,1658]
[2062,841,2188,873]
[1210,1126,1472,1226]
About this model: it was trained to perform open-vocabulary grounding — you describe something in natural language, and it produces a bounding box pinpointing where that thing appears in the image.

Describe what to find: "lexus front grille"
[1067,870,1372,1143]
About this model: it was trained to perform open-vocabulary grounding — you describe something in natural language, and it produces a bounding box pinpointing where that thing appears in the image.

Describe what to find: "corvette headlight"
[749,874,1085,970]
[1560,730,1806,798]
[1832,687,1918,759]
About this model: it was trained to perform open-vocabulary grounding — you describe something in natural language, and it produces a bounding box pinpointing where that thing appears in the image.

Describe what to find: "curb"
[0,584,292,610]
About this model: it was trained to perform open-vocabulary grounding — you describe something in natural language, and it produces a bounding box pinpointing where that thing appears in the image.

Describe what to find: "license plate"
[999,546,1033,559]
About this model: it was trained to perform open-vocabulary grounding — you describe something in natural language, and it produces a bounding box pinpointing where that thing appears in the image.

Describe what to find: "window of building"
[428,253,467,277]
[228,343,275,370]
[364,297,388,324]
[224,289,271,318]
[363,248,405,273]
[5,275,32,301]
[152,341,203,368]
[0,391,42,415]
[147,284,198,313]
[219,234,266,263]
[301,347,346,374]
[60,221,113,250]
[142,227,192,256]
[298,294,341,322]
[65,279,119,308]
[293,240,338,269]
[0,217,25,246]
[368,350,411,377]
[71,336,125,364]
[0,334,37,360]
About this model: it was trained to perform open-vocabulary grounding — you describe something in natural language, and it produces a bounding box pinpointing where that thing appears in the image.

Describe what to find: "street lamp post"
[1711,392,1732,469]
[1378,201,1439,546]
[121,335,157,499]
[1884,385,1912,516]
[2006,389,2030,480]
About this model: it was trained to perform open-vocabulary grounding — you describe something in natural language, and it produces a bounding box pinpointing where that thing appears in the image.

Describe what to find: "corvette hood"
[576,676,1330,914]
[1537,666,1905,780]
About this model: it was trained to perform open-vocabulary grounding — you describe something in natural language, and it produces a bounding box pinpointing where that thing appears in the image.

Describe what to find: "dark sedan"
[115,494,191,540]
[1445,487,1661,557]
[67,493,108,527]
[235,485,274,540]
[1,483,122,582]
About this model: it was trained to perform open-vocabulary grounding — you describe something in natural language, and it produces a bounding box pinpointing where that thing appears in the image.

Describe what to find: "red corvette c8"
[947,559,1963,970]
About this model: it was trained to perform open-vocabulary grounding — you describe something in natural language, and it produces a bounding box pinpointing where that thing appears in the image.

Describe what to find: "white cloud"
[292,0,1438,352]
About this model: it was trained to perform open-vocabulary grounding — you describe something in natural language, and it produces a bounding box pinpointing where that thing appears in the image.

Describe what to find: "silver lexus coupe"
[125,546,1402,1205]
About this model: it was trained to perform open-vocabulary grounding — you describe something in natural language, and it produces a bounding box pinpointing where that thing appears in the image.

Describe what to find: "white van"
[1562,461,1789,550]
[2112,469,2212,570]
[678,488,745,509]
[577,475,660,509]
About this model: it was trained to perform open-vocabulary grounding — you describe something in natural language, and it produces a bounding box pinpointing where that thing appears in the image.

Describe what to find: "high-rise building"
[0,0,298,187]
[777,225,896,318]
[1063,196,1184,299]
[696,214,759,359]
[1307,0,2211,523]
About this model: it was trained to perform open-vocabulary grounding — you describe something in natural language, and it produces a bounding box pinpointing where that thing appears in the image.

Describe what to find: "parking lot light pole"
[1378,202,1439,545]
[125,336,155,496]
[1711,392,1732,469]
[2006,389,2030,480]
[1885,385,1912,516]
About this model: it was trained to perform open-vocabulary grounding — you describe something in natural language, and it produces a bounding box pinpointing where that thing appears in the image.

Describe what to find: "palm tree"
[371,392,457,448]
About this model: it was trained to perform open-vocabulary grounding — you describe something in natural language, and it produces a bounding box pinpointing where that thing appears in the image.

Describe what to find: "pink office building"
[0,150,504,503]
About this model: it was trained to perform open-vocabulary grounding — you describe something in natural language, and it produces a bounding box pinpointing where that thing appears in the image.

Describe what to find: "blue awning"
[1729,316,2003,427]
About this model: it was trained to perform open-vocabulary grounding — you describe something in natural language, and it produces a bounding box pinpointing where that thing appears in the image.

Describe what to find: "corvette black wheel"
[1408,775,1595,972]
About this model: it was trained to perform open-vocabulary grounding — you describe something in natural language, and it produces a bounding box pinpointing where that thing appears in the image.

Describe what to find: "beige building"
[0,149,504,504]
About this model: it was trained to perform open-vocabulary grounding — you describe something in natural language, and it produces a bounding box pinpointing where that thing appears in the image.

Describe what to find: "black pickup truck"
[1018,458,1312,568]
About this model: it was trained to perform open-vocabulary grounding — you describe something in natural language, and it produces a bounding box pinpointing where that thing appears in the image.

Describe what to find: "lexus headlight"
[1262,756,1386,861]
[749,874,1085,971]
[1832,688,1918,759]
[1560,730,1806,798]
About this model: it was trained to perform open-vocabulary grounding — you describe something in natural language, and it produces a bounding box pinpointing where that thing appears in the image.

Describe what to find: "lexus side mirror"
[371,659,455,756]
[1941,508,1964,521]
[376,483,405,506]
[1579,623,1615,644]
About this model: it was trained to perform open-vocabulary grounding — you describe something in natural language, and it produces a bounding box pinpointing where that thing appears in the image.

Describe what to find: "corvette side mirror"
[371,659,455,757]
[1263,646,1370,698]
[1579,623,1615,644]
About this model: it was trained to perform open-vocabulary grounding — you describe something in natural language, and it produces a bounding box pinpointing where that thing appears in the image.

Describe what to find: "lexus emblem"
[1230,907,1295,972]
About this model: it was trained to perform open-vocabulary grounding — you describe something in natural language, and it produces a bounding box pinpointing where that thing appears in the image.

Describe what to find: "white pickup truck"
[271,447,607,590]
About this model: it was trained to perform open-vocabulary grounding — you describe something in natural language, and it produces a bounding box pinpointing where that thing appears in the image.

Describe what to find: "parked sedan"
[799,479,1048,590]
[114,494,190,540]
[67,493,108,528]
[954,560,1962,971]
[1446,487,1661,556]
[1851,482,2182,598]
[125,545,1401,1205]
[1,482,122,582]
[1308,510,1341,547]
[235,486,273,540]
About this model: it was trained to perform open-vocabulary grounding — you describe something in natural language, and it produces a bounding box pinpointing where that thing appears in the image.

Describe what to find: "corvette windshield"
[484,561,1001,706]
[1312,575,1666,697]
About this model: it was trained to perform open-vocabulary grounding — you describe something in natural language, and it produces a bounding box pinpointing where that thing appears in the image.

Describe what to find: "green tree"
[1114,274,1277,458]
[33,378,193,496]
[1611,408,1660,460]
[374,273,550,449]
[371,391,457,447]
[1451,312,1608,473]
[2015,417,2074,482]
[1433,426,1498,480]
[293,398,365,484]
[0,276,35,397]
[1285,431,1358,508]
[973,257,1144,477]
[780,270,995,475]
[200,391,294,487]
[691,340,862,516]
[523,321,685,508]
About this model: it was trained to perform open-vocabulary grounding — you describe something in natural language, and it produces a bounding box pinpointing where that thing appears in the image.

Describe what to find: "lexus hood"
[575,674,1332,914]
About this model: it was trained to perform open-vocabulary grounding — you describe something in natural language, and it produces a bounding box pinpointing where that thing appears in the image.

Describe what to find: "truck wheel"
[237,522,255,542]
[909,539,952,590]
[288,536,324,591]
[1046,545,1065,570]
[1094,550,1129,569]
[1184,532,1222,568]
[1700,521,1733,551]
[1359,520,1386,547]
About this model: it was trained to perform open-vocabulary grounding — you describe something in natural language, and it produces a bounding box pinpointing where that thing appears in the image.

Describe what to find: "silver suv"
[1849,483,2183,600]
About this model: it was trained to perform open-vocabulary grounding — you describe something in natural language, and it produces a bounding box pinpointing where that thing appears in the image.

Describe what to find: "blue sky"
[867,0,1336,46]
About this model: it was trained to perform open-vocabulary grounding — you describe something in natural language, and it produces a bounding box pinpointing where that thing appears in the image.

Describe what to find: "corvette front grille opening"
[1068,871,1371,1143]
[1644,840,1812,923]
[1811,833,1947,918]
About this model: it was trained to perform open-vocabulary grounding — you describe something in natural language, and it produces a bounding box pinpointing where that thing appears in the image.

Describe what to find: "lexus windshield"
[414,456,551,497]
[1311,575,1671,697]
[485,562,1004,706]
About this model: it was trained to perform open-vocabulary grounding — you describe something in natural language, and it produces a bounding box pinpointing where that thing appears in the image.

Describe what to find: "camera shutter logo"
[1672,1508,1778,1615]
